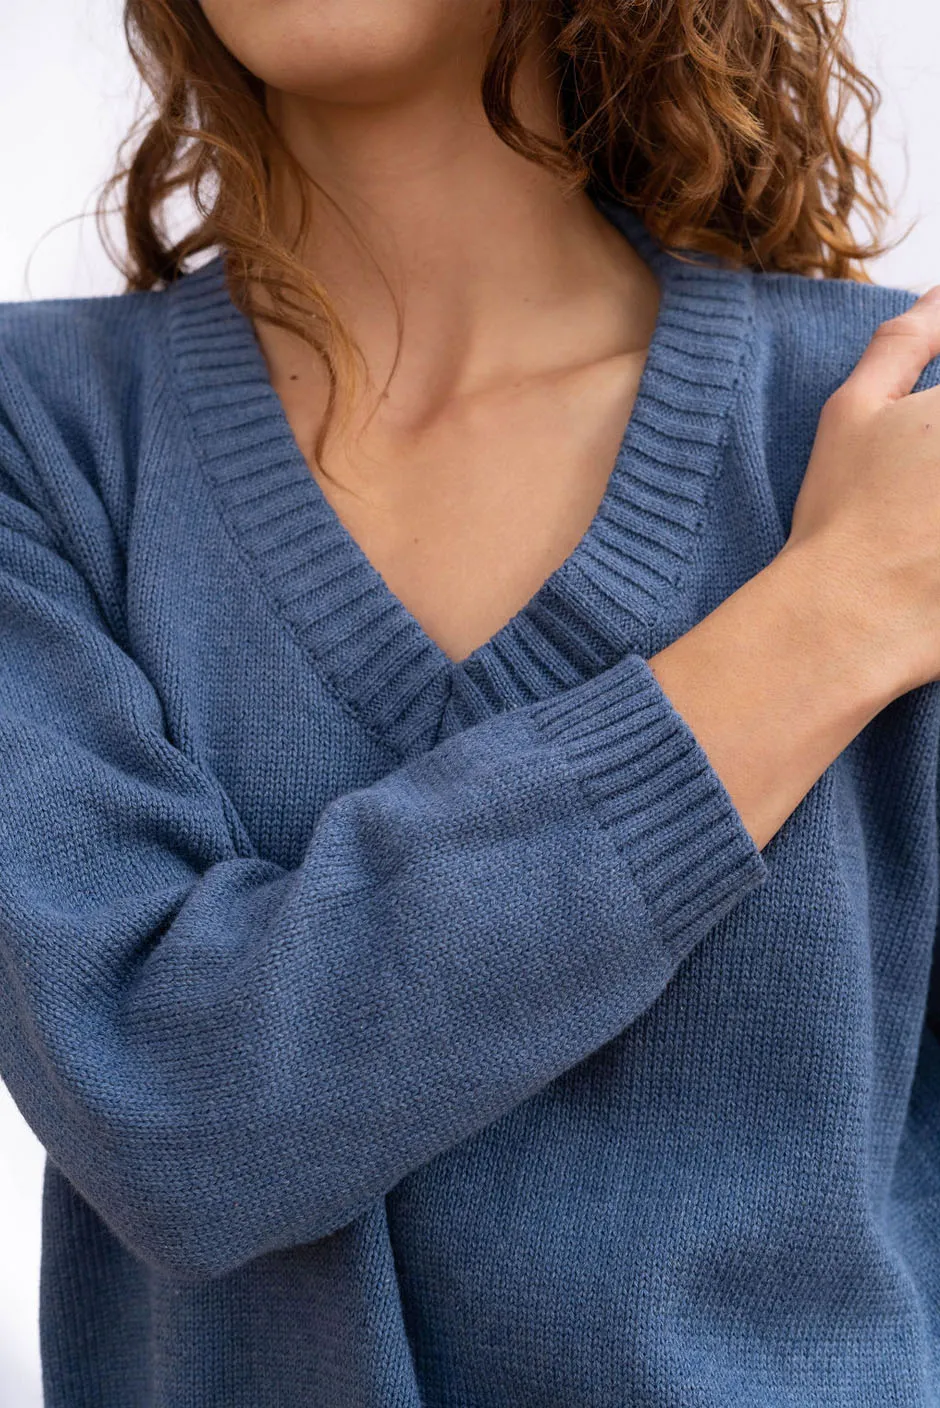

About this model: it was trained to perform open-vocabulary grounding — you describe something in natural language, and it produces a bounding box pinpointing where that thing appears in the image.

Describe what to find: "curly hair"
[93,0,903,482]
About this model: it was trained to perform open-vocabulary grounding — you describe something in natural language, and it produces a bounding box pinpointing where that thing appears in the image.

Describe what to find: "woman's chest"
[283,350,649,665]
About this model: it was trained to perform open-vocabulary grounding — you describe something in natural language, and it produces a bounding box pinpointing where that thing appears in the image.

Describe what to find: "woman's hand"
[780,287,940,695]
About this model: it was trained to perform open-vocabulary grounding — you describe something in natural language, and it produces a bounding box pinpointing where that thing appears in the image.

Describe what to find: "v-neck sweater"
[0,193,939,1407]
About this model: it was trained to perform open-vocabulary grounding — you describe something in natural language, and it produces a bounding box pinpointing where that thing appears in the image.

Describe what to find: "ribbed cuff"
[525,652,769,962]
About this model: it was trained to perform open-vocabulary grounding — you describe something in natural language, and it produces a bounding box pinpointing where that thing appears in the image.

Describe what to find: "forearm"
[647,543,903,853]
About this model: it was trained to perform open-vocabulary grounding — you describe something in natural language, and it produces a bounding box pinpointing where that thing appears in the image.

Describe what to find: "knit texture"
[0,193,939,1406]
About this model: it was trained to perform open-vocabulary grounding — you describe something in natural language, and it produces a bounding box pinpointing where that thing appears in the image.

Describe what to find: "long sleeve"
[0,455,768,1284]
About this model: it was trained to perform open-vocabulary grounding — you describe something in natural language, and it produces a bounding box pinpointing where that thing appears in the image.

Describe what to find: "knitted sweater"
[1,193,939,1408]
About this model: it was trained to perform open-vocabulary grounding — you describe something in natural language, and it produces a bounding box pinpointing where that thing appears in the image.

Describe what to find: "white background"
[2,0,940,1402]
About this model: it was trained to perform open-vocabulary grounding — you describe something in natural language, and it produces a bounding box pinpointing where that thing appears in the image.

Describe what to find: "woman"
[2,0,940,1403]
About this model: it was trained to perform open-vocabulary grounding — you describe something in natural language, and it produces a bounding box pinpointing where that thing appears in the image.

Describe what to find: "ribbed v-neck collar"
[163,194,755,759]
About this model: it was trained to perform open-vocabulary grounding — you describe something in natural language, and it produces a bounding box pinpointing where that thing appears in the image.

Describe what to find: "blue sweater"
[1,193,939,1407]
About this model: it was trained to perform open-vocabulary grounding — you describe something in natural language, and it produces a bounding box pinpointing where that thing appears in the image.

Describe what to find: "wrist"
[768,540,911,710]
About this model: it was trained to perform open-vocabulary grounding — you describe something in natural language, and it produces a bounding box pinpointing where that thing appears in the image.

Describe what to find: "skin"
[198,0,660,425]
[197,0,662,662]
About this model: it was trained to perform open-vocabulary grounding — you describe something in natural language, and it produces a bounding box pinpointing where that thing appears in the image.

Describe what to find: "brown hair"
[94,0,903,482]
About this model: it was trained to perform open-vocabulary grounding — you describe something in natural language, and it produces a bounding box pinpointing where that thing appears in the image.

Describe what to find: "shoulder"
[723,268,940,497]
[0,282,167,420]
[707,266,940,540]
[0,283,169,525]
[747,266,940,402]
